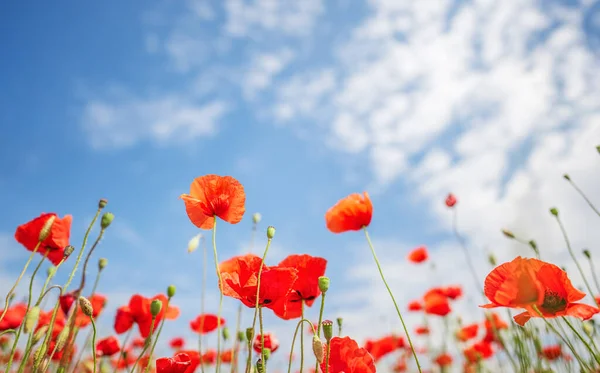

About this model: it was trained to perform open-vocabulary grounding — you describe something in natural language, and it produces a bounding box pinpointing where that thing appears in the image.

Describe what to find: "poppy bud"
[79,296,94,317]
[24,306,40,334]
[47,266,56,277]
[33,325,48,345]
[64,245,75,257]
[266,226,275,239]
[150,299,162,317]
[188,234,201,253]
[322,320,333,342]
[222,327,230,341]
[563,174,571,181]
[99,199,108,209]
[318,276,330,293]
[583,249,591,260]
[39,215,56,242]
[246,327,254,342]
[312,335,324,363]
[33,344,47,371]
[528,240,537,251]
[167,285,176,298]
[501,229,514,239]
[56,326,71,352]
[255,359,265,373]
[237,331,246,342]
[336,317,343,330]
[253,213,262,224]
[549,207,558,217]
[488,254,496,266]
[262,348,271,361]
[98,258,108,271]
[583,321,594,337]
[101,212,114,229]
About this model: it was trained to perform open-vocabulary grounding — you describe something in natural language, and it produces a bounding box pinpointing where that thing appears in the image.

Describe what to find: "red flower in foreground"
[180,175,246,230]
[169,337,185,350]
[407,246,428,263]
[114,294,180,338]
[364,335,404,362]
[156,352,192,373]
[325,192,373,233]
[481,257,599,326]
[253,333,279,354]
[322,337,376,373]
[15,213,72,265]
[271,254,327,320]
[190,314,225,334]
[219,254,298,309]
[96,336,120,357]
[445,193,457,207]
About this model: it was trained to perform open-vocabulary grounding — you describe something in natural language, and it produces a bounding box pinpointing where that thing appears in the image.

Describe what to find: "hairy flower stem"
[199,236,207,373]
[363,227,422,373]
[565,177,600,218]
[313,294,326,373]
[562,316,600,365]
[245,237,273,373]
[90,317,98,373]
[586,255,600,295]
[212,219,225,373]
[129,317,157,373]
[112,328,133,373]
[259,307,266,373]
[286,320,314,373]
[143,299,172,373]
[0,242,41,323]
[553,215,599,308]
[300,301,305,373]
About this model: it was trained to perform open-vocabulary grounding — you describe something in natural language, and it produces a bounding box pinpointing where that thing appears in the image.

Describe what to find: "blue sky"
[1,0,600,371]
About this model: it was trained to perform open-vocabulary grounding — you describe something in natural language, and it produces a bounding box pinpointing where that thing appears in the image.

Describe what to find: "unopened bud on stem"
[312,335,324,363]
[98,199,108,209]
[79,296,94,317]
[253,213,262,224]
[39,216,56,242]
[98,258,108,271]
[318,276,330,293]
[266,226,275,239]
[101,212,114,229]
[150,299,162,317]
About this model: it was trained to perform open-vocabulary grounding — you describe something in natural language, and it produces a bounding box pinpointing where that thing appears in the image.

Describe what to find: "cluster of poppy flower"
[1,159,600,373]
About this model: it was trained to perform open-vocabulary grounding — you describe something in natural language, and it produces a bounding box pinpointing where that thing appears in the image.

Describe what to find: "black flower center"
[541,291,567,313]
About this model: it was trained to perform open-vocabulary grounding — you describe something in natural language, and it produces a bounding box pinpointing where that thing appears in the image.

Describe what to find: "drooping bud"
[237,331,246,342]
[266,226,275,239]
[101,212,114,229]
[24,306,40,334]
[255,359,265,373]
[79,296,94,317]
[253,213,262,224]
[549,207,559,217]
[318,276,330,294]
[98,258,108,271]
[39,215,56,242]
[563,174,571,181]
[246,327,254,342]
[64,245,75,257]
[583,249,591,260]
[150,299,162,317]
[312,335,324,363]
[322,320,333,342]
[222,327,230,341]
[167,285,176,298]
[98,199,108,209]
[187,234,201,253]
[56,326,71,352]
[501,229,515,239]
[33,325,48,345]
[488,254,497,266]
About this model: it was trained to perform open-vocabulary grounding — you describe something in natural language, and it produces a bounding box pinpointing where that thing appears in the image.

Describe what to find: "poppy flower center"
[541,291,567,313]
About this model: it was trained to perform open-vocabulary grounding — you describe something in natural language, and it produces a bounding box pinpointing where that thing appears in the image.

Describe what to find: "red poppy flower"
[96,336,121,357]
[434,353,453,367]
[322,337,376,373]
[0,303,27,331]
[441,286,462,300]
[169,337,185,349]
[114,294,180,338]
[541,345,562,361]
[180,175,246,229]
[253,333,279,354]
[407,300,422,311]
[271,254,327,320]
[201,349,217,365]
[64,293,107,328]
[131,337,145,349]
[325,192,373,233]
[456,323,479,342]
[364,335,404,362]
[407,246,428,263]
[219,254,298,309]
[481,257,599,326]
[445,194,457,207]
[15,213,72,265]
[112,349,137,370]
[156,352,192,373]
[36,309,66,340]
[392,357,407,373]
[482,312,507,343]
[415,326,429,335]
[464,340,493,363]
[220,349,234,364]
[173,350,201,373]
[424,289,451,316]
[190,314,225,334]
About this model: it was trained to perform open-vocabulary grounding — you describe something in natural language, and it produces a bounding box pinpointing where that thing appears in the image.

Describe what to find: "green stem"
[230,303,243,373]
[363,227,422,373]
[451,209,484,296]
[129,317,157,373]
[554,215,599,308]
[143,299,172,373]
[112,328,133,373]
[565,177,600,218]
[562,316,600,365]
[299,301,304,373]
[198,236,207,373]
[586,255,600,296]
[90,317,98,373]
[325,342,331,373]
[286,320,314,373]
[0,242,41,323]
[212,219,224,373]
[259,307,266,373]
[245,237,273,373]
[313,293,326,373]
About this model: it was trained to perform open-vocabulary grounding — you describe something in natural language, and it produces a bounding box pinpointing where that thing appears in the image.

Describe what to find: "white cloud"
[82,96,228,149]
[243,49,295,99]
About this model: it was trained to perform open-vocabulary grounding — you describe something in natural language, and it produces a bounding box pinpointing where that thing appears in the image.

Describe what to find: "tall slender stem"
[565,177,600,218]
[452,209,484,296]
[90,318,98,373]
[586,255,600,295]
[112,328,133,373]
[198,236,207,373]
[144,299,172,373]
[363,227,422,373]
[299,301,304,373]
[286,320,313,373]
[259,307,266,373]
[211,219,224,373]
